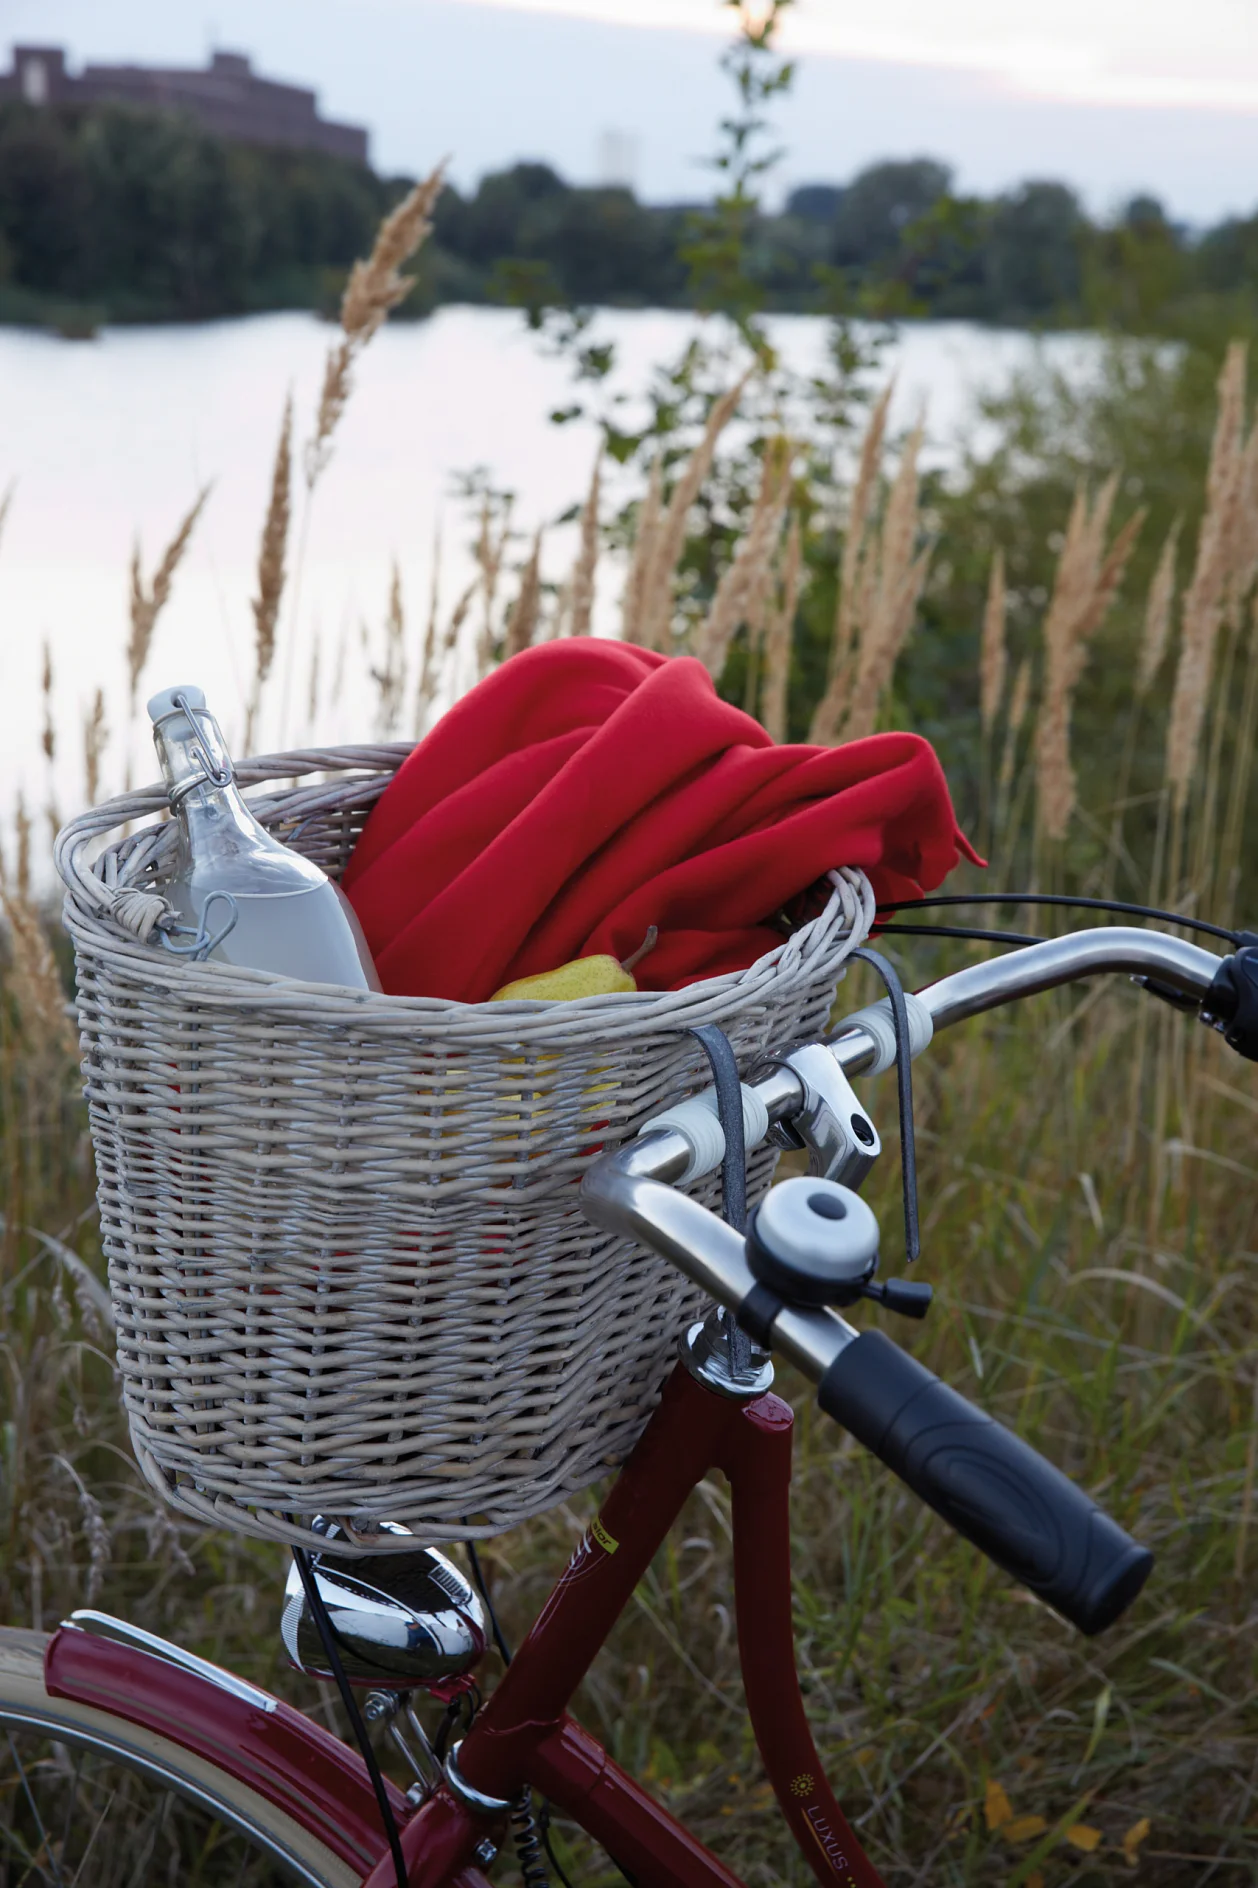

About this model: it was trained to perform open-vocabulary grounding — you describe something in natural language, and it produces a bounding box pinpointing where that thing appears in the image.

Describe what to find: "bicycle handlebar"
[818,1330,1152,1633]
[581,927,1226,1632]
[831,924,1221,1069]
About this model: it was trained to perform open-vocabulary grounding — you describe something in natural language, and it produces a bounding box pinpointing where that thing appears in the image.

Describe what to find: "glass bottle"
[148,684,381,990]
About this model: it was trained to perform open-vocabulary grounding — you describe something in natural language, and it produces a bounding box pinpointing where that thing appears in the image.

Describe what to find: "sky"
[447,0,1258,111]
[5,0,1258,221]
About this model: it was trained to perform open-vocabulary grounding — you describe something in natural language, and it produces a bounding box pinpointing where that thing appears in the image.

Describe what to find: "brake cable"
[875,922,1041,947]
[860,895,1251,1254]
[688,1024,749,1234]
[876,891,1248,946]
[861,895,1251,1256]
[291,1546,408,1888]
[849,948,921,1266]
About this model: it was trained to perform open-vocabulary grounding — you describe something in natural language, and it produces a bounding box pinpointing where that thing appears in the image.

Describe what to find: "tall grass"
[1,191,1257,1888]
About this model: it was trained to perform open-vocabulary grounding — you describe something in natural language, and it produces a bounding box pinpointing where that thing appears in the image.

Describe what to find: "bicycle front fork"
[366,1343,885,1888]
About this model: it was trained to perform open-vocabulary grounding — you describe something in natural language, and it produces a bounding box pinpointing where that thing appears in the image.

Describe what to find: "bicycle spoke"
[57,1743,84,1872]
[6,1730,68,1888]
[69,1778,116,1887]
[120,1780,164,1888]
[0,1723,313,1885]
[0,1787,41,1888]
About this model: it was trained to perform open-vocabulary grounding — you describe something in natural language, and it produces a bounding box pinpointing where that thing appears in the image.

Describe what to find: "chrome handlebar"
[892,926,1216,1033]
[580,927,1225,1389]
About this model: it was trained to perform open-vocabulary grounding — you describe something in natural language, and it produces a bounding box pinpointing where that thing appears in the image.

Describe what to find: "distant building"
[0,44,369,165]
[597,128,640,193]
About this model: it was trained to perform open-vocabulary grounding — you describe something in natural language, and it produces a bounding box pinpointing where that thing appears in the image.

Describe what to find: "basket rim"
[56,741,875,1042]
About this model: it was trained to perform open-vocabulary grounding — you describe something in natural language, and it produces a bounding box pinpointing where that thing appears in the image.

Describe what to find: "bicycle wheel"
[0,1629,360,1886]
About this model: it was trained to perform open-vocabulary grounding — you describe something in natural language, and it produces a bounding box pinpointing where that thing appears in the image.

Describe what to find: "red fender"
[44,1623,488,1885]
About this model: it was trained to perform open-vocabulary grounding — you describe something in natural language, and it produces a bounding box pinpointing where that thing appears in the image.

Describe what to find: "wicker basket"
[56,744,874,1552]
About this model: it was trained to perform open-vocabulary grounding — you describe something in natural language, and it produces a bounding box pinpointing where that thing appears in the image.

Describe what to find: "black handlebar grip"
[819,1329,1151,1635]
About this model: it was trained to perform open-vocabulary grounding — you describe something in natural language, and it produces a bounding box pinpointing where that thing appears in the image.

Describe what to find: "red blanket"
[343,639,976,1001]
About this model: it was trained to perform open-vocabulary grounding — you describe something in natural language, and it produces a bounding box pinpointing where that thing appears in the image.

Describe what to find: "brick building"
[0,45,369,165]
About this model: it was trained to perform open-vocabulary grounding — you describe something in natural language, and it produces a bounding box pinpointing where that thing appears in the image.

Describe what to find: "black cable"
[688,1023,755,1380]
[432,1694,464,1764]
[849,947,920,1265]
[466,1539,513,1666]
[875,922,1042,946]
[876,892,1241,945]
[511,1794,553,1888]
[538,1802,579,1888]
[291,1547,408,1888]
[688,1024,748,1232]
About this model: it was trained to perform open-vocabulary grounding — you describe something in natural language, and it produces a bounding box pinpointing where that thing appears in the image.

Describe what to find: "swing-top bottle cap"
[147,684,234,798]
[147,683,207,725]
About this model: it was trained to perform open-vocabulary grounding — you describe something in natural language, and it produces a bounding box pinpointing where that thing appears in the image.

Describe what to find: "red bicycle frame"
[46,1360,887,1887]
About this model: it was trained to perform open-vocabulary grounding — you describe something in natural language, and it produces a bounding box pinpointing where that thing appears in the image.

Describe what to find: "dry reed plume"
[693,436,793,676]
[439,578,478,690]
[808,382,893,742]
[1232,393,1258,601]
[1136,520,1181,698]
[245,394,292,750]
[304,637,321,732]
[811,412,931,744]
[1166,344,1257,810]
[474,496,514,677]
[304,165,446,491]
[40,643,54,764]
[621,455,663,644]
[979,550,1007,732]
[997,654,1033,801]
[9,794,31,899]
[0,887,77,1064]
[1034,478,1144,842]
[567,453,602,640]
[548,574,572,641]
[760,514,802,743]
[414,528,444,727]
[82,690,108,806]
[372,563,406,737]
[126,487,211,712]
[626,376,749,648]
[842,417,930,742]
[38,644,59,848]
[330,621,350,709]
[504,532,544,658]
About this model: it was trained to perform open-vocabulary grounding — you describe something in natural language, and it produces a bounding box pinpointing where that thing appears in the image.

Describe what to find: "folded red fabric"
[343,639,977,1001]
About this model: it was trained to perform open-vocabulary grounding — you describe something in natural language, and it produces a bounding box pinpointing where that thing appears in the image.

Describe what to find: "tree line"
[1,99,1256,334]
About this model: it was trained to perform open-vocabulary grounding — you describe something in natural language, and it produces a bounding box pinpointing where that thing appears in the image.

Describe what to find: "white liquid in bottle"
[148,684,381,991]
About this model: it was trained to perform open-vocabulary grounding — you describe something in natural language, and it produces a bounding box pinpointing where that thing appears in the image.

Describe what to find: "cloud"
[429,0,1258,112]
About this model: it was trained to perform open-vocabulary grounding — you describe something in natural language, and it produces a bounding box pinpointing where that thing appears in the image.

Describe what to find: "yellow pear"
[491,955,636,1002]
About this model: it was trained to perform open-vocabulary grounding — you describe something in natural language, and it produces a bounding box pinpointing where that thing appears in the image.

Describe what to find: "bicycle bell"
[746,1177,932,1319]
[746,1177,880,1306]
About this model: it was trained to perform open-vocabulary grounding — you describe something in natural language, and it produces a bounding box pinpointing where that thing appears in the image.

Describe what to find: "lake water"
[0,306,1095,867]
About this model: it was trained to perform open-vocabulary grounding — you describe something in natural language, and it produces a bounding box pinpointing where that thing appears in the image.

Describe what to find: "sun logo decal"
[790,1773,814,1798]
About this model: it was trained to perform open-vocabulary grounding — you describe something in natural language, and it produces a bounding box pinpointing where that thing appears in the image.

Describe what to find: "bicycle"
[2,921,1254,1886]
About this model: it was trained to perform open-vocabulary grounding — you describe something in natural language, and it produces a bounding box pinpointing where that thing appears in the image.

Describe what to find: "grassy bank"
[2,169,1258,1887]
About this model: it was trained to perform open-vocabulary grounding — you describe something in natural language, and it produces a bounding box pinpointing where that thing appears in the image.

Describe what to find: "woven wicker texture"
[57,744,874,1552]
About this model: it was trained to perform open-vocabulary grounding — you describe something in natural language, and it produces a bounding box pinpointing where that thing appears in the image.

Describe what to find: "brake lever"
[1200,944,1258,1061]
[1132,974,1202,1014]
